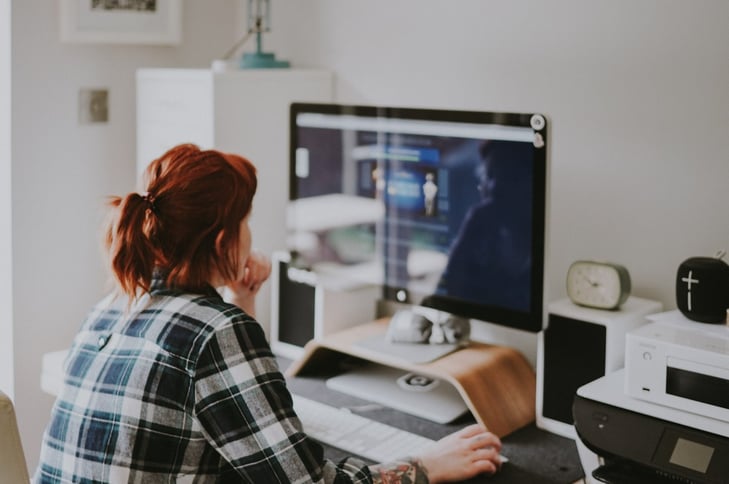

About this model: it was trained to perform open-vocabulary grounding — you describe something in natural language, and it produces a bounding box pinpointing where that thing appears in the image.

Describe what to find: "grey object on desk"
[386,309,434,343]
[385,309,471,346]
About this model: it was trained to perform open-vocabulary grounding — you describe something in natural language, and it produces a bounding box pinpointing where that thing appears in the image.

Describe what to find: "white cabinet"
[136,68,334,335]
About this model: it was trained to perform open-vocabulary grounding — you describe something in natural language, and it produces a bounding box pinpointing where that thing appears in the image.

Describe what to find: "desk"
[41,350,584,483]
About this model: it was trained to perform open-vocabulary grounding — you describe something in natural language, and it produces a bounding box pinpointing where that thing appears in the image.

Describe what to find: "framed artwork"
[60,0,182,45]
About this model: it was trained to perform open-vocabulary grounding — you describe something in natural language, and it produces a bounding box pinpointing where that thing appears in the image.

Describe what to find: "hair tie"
[141,192,157,213]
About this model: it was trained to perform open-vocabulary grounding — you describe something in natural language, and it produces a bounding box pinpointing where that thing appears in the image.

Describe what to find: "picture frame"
[60,0,182,45]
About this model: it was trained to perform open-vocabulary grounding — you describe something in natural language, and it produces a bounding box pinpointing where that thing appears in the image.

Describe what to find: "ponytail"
[104,193,161,296]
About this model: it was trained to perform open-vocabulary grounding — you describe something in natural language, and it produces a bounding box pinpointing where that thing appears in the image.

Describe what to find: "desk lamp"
[214,0,289,70]
[236,0,289,69]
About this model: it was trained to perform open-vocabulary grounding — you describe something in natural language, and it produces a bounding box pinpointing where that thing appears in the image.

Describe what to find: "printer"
[574,369,729,483]
[574,311,729,484]
[624,311,729,422]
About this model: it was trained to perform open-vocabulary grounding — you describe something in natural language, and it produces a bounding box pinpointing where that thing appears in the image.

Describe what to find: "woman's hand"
[418,424,503,483]
[225,250,272,317]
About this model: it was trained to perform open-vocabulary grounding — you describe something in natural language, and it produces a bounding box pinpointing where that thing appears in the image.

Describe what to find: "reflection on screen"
[288,104,547,332]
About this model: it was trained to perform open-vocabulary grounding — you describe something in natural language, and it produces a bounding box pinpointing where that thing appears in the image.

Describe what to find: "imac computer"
[287,103,548,422]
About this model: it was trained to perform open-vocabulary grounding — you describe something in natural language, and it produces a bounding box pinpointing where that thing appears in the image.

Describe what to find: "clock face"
[566,261,630,310]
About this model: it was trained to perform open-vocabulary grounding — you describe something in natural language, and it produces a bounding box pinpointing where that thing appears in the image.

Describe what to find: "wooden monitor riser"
[286,318,536,438]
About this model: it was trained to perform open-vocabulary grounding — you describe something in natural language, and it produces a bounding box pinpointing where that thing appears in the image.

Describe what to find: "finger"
[471,446,502,464]
[246,254,267,275]
[456,423,488,439]
[248,260,271,286]
[240,266,251,285]
[246,258,262,277]
[470,458,498,476]
[469,433,501,451]
[247,265,265,286]
[257,256,272,277]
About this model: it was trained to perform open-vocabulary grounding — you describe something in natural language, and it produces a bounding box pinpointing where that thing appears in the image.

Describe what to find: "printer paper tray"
[594,460,699,484]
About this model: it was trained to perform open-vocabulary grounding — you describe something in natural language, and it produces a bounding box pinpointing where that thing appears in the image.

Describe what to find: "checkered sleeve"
[193,310,377,483]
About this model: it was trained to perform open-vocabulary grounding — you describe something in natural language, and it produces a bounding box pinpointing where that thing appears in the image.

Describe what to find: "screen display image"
[288,104,548,332]
[669,437,714,474]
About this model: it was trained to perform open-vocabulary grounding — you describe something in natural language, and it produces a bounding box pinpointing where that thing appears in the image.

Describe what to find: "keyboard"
[292,394,437,463]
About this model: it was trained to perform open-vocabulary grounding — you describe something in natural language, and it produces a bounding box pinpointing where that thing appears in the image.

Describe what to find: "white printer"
[624,310,729,422]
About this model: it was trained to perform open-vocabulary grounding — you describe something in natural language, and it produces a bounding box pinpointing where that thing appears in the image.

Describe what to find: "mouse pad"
[353,333,462,364]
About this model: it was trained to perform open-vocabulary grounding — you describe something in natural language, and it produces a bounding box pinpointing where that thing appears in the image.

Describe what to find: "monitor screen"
[288,103,548,332]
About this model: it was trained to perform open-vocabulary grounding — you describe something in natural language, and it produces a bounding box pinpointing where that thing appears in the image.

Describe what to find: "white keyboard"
[292,394,436,463]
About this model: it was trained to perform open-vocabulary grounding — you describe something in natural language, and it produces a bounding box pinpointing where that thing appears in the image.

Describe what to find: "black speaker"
[275,257,317,351]
[676,256,729,324]
[537,297,662,438]
[270,251,380,359]
[541,313,606,426]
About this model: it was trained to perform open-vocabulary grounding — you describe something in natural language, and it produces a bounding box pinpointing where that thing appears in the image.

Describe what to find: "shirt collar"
[149,270,220,298]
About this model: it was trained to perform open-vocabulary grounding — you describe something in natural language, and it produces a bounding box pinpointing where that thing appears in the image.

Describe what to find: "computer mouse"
[385,309,433,344]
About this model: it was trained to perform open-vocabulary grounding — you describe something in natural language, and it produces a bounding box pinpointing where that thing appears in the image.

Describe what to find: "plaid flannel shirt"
[35,280,422,483]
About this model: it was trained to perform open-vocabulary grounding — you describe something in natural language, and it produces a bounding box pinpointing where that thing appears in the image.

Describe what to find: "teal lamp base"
[240,52,290,69]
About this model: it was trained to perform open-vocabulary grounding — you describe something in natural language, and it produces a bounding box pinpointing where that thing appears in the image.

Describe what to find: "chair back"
[0,390,30,483]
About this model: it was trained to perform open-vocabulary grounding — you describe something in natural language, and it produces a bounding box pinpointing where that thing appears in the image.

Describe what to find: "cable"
[219,14,265,60]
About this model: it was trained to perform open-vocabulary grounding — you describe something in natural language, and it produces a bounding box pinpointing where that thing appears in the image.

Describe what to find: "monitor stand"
[286,318,536,437]
[325,362,469,424]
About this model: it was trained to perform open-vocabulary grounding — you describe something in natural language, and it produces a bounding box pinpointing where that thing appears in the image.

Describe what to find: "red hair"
[104,144,257,297]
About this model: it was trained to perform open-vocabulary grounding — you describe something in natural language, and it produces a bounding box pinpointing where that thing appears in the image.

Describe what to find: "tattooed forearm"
[371,458,429,484]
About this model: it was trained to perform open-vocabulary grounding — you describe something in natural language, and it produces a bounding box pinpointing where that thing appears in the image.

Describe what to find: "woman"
[35,144,502,483]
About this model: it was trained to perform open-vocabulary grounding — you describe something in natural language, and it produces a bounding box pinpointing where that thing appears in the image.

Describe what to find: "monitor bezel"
[289,102,548,333]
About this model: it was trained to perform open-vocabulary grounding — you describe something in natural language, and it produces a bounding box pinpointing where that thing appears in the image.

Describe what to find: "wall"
[0,0,12,401]
[11,0,241,469]
[273,0,729,310]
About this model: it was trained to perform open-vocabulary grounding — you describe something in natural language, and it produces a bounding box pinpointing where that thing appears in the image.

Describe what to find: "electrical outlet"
[78,88,108,124]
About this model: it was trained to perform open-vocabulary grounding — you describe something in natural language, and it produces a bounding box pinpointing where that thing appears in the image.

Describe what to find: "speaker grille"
[277,261,316,348]
[543,314,606,424]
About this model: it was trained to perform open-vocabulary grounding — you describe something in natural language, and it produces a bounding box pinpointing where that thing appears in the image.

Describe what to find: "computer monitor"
[288,103,548,333]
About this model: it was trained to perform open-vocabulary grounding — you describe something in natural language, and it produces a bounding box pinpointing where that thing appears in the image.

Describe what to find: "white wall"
[0,0,12,401]
[273,0,729,309]
[11,0,241,469]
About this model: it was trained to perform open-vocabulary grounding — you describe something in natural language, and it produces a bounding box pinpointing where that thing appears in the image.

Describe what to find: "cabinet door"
[136,69,214,175]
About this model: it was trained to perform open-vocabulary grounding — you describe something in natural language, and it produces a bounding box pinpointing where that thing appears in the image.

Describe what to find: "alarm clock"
[566,260,631,310]
[675,256,729,323]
